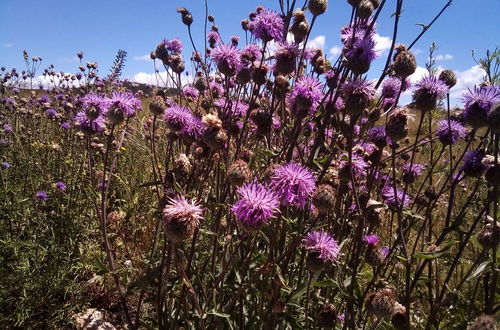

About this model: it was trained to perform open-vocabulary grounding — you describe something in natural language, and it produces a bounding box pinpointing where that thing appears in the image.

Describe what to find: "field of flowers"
[0,0,499,329]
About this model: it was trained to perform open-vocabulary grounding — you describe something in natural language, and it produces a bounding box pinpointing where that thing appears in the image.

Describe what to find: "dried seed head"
[194,75,208,92]
[177,8,193,26]
[476,222,499,250]
[227,160,252,186]
[174,153,192,176]
[356,0,374,19]
[202,127,228,150]
[366,288,396,318]
[391,302,408,330]
[309,0,328,16]
[386,107,409,141]
[202,113,223,129]
[439,69,457,88]
[312,184,336,214]
[392,45,417,78]
[149,95,166,116]
[365,245,385,267]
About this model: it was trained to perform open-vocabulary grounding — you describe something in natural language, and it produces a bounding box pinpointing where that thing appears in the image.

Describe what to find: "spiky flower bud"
[439,69,457,88]
[392,45,417,78]
[149,96,166,116]
[177,8,193,26]
[163,196,203,242]
[194,75,208,92]
[227,160,252,186]
[312,184,336,214]
[365,288,396,318]
[356,0,374,19]
[386,107,409,141]
[308,0,328,16]
[391,302,408,330]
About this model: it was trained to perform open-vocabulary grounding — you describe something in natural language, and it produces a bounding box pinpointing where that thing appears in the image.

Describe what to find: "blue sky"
[1,0,499,104]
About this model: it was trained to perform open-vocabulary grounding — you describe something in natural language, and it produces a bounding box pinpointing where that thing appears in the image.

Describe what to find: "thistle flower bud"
[391,302,408,330]
[439,69,457,88]
[306,251,327,272]
[241,19,249,31]
[365,244,385,267]
[348,0,362,6]
[236,66,252,84]
[149,95,166,116]
[386,108,409,141]
[227,160,252,186]
[250,108,272,136]
[392,45,417,78]
[312,184,336,214]
[308,0,328,16]
[194,75,208,92]
[356,0,374,19]
[365,288,396,318]
[252,65,268,85]
[177,8,193,26]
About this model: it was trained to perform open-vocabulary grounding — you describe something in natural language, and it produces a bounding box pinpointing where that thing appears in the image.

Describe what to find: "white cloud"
[329,46,342,57]
[373,34,392,55]
[408,65,429,85]
[134,54,152,62]
[132,70,192,87]
[413,49,423,55]
[3,43,13,48]
[307,35,325,51]
[435,54,453,61]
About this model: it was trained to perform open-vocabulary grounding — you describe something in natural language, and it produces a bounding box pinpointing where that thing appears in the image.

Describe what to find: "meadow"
[0,0,499,329]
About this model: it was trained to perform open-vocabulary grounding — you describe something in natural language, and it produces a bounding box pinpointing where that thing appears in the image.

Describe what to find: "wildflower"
[249,8,284,42]
[211,44,241,76]
[476,222,499,250]
[381,185,411,210]
[75,94,109,134]
[339,153,369,180]
[368,126,387,147]
[2,123,13,133]
[162,196,203,242]
[385,107,409,141]
[286,76,324,116]
[270,162,316,208]
[364,234,385,267]
[231,182,280,230]
[289,10,309,43]
[163,104,196,133]
[55,181,67,191]
[1,161,10,169]
[402,163,424,184]
[381,76,411,99]
[107,91,142,124]
[346,37,377,74]
[461,150,487,177]
[60,122,71,130]
[149,96,166,116]
[207,30,220,48]
[304,231,340,272]
[274,42,300,75]
[35,190,49,201]
[342,78,375,116]
[462,86,500,129]
[391,302,408,330]
[45,108,57,118]
[413,75,449,112]
[241,43,261,64]
[436,119,467,145]
[364,234,380,245]
[308,0,328,16]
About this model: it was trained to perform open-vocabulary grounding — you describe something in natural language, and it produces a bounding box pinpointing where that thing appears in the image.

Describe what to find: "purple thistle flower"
[413,75,449,111]
[55,181,67,191]
[45,108,57,118]
[241,43,261,64]
[60,122,71,130]
[274,42,300,75]
[462,86,500,129]
[342,78,376,100]
[380,246,390,257]
[74,111,106,134]
[249,8,284,42]
[183,85,199,99]
[436,119,467,145]
[164,38,183,54]
[270,162,316,208]
[1,161,10,169]
[231,35,240,46]
[286,76,324,116]
[163,105,195,132]
[38,95,50,104]
[163,196,203,225]
[381,185,411,209]
[403,163,424,176]
[381,76,411,99]
[340,25,366,47]
[340,153,369,179]
[35,190,49,201]
[364,234,380,245]
[207,30,221,46]
[211,44,241,76]
[303,231,340,262]
[461,150,487,177]
[2,123,13,133]
[80,93,109,116]
[345,37,378,74]
[108,91,142,117]
[183,115,205,142]
[368,126,387,147]
[232,182,280,227]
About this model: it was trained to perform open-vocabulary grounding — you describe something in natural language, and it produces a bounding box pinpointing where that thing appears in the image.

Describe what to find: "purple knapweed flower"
[2,123,13,133]
[1,161,10,169]
[35,191,49,201]
[460,150,487,177]
[403,163,424,176]
[270,162,316,208]
[45,108,57,118]
[381,76,411,99]
[55,181,67,191]
[241,43,261,64]
[60,122,71,130]
[163,196,203,225]
[345,37,378,74]
[303,231,340,262]
[164,38,183,55]
[249,8,284,42]
[211,44,241,76]
[436,119,467,145]
[107,91,142,124]
[462,86,500,129]
[413,75,449,111]
[232,182,280,228]
[163,105,198,134]
[381,185,411,209]
[207,30,220,47]
[274,42,300,75]
[368,126,387,147]
[364,234,380,245]
[339,153,369,179]
[286,76,324,116]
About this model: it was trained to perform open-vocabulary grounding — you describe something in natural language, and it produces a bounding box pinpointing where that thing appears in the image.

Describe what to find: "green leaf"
[466,261,490,281]
[313,279,336,287]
